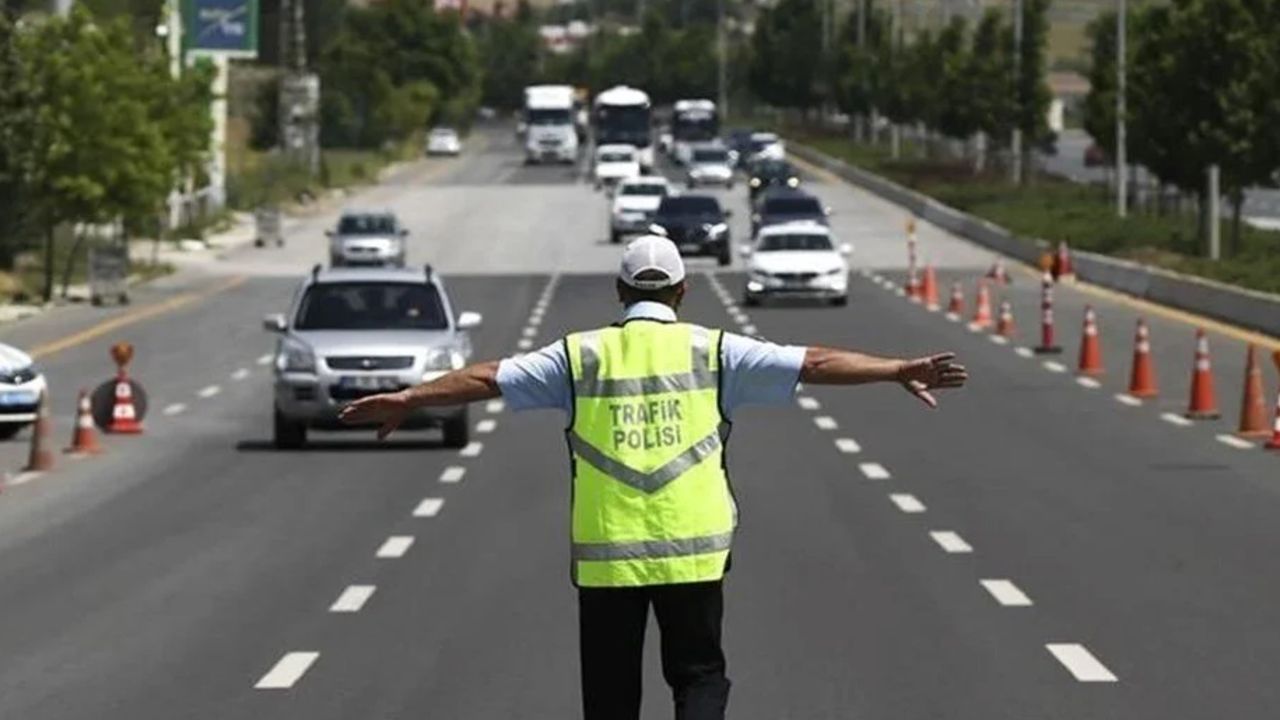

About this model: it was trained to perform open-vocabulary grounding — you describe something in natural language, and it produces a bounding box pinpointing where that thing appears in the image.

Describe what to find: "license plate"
[0,390,36,407]
[338,376,400,391]
[680,243,701,252]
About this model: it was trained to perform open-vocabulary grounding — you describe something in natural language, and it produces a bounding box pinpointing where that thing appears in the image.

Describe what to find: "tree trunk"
[42,223,55,304]
[59,229,86,299]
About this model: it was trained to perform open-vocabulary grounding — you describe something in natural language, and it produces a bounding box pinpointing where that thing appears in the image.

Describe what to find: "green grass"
[227,141,420,212]
[795,130,1280,295]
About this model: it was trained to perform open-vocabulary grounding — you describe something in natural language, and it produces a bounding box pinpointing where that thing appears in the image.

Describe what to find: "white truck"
[593,85,654,172]
[523,85,579,164]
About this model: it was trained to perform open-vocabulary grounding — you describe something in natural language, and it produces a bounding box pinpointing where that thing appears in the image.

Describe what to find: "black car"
[747,159,801,200]
[725,128,755,165]
[650,194,733,266]
[751,188,829,237]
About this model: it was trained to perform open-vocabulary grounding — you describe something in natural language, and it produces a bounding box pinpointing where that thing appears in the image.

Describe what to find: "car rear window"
[295,282,448,331]
[758,233,833,252]
[337,215,397,235]
[754,161,793,177]
[659,196,721,216]
[693,149,728,163]
[600,150,633,162]
[763,197,822,215]
[620,183,667,196]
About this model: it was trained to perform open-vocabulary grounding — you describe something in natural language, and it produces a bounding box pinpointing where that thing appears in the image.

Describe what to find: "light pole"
[1115,0,1127,217]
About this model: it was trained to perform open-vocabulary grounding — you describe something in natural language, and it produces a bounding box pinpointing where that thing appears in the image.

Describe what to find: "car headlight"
[277,337,316,374]
[749,269,770,283]
[705,222,729,237]
[425,348,466,371]
[749,177,761,188]
[786,177,800,187]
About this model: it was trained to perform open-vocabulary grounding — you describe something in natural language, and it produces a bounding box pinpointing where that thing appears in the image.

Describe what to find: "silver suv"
[326,210,407,267]
[264,265,482,449]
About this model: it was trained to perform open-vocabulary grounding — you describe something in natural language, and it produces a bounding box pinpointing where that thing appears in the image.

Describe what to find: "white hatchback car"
[609,176,672,243]
[426,127,462,156]
[593,144,641,190]
[0,342,47,439]
[742,222,851,306]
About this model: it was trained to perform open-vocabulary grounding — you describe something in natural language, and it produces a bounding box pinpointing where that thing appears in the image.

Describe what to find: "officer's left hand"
[897,352,967,409]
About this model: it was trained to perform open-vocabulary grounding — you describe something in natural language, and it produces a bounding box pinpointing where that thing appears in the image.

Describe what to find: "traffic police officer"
[340,235,967,720]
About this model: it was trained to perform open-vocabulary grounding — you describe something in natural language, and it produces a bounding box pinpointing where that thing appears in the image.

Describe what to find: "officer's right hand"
[339,391,411,440]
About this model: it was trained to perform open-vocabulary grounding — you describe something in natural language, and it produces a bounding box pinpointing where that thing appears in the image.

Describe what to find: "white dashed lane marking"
[162,403,187,416]
[1160,412,1193,427]
[376,536,414,559]
[329,585,376,613]
[522,326,538,338]
[988,335,1009,345]
[1046,643,1119,682]
[231,368,250,381]
[835,438,861,454]
[459,442,484,458]
[476,419,497,434]
[929,531,973,553]
[1216,434,1254,450]
[485,399,505,414]
[980,579,1034,607]
[1014,347,1034,358]
[797,396,820,411]
[413,497,444,517]
[1076,376,1101,389]
[1042,361,1068,374]
[813,416,838,430]
[889,493,926,514]
[197,385,221,398]
[255,652,320,690]
[439,466,467,483]
[517,338,534,350]
[1114,393,1143,407]
[256,353,273,366]
[741,324,757,335]
[858,462,891,480]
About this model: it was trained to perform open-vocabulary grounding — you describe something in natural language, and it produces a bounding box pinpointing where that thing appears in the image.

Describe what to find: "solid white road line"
[256,353,273,366]
[255,652,320,689]
[858,462,891,480]
[814,416,838,430]
[476,419,497,434]
[1114,393,1143,407]
[980,579,1033,607]
[329,585,376,613]
[835,438,862,454]
[517,338,534,350]
[1014,347,1034,358]
[162,403,187,416]
[1076,376,1101,389]
[413,497,445,517]
[929,530,973,553]
[231,368,250,381]
[1046,643,1118,682]
[1216,434,1255,450]
[460,441,484,457]
[197,385,221,398]
[376,536,414,558]
[1042,361,1068,373]
[485,399,505,414]
[1160,412,1193,427]
[439,466,467,483]
[797,396,821,410]
[889,493,926,513]
[741,324,758,335]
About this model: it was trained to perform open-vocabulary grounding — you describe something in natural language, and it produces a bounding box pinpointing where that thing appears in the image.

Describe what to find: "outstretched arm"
[800,347,967,408]
[338,361,502,439]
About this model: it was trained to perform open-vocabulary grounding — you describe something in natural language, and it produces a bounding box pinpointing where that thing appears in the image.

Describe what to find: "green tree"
[749,0,824,110]
[1013,0,1053,158]
[965,8,1015,169]
[1082,10,1118,163]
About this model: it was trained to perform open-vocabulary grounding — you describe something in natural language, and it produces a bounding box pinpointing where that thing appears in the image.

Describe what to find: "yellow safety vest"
[565,321,736,587]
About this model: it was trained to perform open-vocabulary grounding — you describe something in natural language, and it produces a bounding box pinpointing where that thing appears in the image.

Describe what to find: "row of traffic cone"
[20,368,143,476]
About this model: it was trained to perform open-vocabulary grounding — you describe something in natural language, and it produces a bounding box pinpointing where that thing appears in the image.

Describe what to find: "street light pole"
[1116,0,1127,217]
[1011,0,1023,185]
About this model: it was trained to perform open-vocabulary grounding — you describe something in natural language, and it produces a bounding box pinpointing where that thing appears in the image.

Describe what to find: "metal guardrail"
[788,141,1280,339]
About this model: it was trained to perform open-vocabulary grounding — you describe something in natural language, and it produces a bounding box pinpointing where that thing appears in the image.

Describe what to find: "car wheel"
[717,247,731,267]
[442,408,470,449]
[0,423,25,441]
[743,294,760,307]
[831,296,849,307]
[610,229,621,244]
[273,407,307,449]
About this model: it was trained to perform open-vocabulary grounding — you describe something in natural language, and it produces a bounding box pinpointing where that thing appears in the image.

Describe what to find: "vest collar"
[621,301,677,324]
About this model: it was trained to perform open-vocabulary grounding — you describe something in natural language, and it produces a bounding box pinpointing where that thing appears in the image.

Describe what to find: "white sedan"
[0,342,47,439]
[593,144,641,190]
[426,127,462,156]
[742,222,851,306]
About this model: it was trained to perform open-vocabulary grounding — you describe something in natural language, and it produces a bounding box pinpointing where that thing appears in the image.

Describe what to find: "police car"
[0,342,46,439]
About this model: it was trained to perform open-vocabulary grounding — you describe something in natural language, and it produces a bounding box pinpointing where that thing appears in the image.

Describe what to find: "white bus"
[523,85,579,164]
[593,85,654,172]
[671,98,719,166]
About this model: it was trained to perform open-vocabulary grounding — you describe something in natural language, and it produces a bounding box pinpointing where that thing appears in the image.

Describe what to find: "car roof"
[619,176,669,187]
[309,265,438,286]
[758,220,832,236]
[751,132,779,141]
[339,209,397,218]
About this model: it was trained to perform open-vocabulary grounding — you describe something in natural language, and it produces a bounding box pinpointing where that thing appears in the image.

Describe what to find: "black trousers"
[578,580,731,720]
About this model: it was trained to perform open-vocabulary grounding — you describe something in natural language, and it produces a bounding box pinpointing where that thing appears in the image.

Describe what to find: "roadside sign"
[184,0,259,58]
[255,207,283,247]
[88,245,130,307]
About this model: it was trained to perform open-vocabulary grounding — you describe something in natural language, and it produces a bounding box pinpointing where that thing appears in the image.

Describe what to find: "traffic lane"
[745,270,1280,715]
[0,274,546,720]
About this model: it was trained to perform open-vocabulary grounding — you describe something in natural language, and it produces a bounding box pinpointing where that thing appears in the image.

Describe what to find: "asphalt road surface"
[0,124,1276,720]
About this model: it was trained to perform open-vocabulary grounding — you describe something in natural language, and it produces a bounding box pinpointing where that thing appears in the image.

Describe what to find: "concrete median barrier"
[789,141,1280,339]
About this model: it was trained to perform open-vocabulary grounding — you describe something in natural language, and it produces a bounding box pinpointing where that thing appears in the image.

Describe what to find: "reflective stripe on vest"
[566,322,735,587]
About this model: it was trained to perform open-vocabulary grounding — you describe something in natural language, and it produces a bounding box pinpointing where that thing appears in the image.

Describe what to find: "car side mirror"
[839,243,853,256]
[738,245,753,258]
[648,224,668,237]
[456,311,483,330]
[263,313,287,333]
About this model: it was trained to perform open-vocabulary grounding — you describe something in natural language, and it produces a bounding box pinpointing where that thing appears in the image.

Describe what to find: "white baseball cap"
[619,235,686,289]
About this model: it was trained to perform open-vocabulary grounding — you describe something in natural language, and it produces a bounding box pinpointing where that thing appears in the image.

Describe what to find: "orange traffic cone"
[1055,241,1074,281]
[968,280,992,330]
[1077,306,1104,376]
[1268,351,1280,450]
[1237,345,1270,437]
[946,282,964,318]
[108,371,143,434]
[1185,329,1221,420]
[25,391,54,472]
[986,258,1010,285]
[65,389,102,455]
[921,263,939,310]
[1034,272,1062,354]
[995,300,1016,338]
[1127,319,1158,398]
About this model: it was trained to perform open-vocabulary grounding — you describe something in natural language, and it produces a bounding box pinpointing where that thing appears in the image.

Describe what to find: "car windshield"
[758,233,833,252]
[600,151,633,162]
[430,129,455,138]
[620,183,667,196]
[527,108,572,125]
[659,196,720,217]
[750,135,778,151]
[693,149,729,163]
[295,282,448,331]
[754,162,794,178]
[337,214,397,236]
[764,197,822,215]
